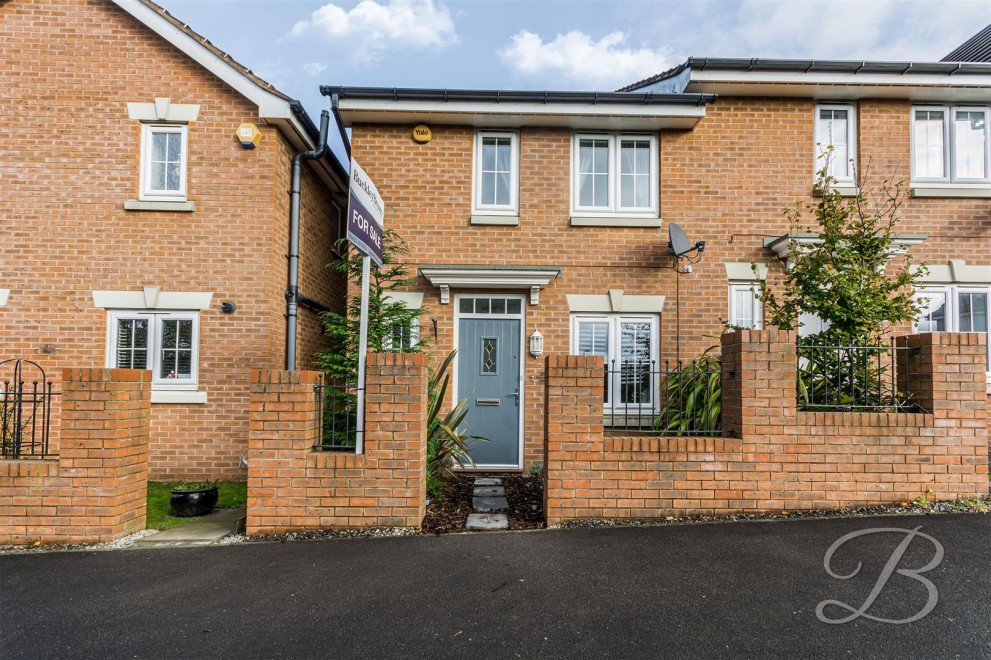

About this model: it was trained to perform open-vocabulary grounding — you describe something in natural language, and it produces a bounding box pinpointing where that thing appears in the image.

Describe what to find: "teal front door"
[457,297,523,468]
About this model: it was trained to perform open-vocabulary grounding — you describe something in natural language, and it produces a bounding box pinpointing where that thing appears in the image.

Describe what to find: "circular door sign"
[412,125,432,143]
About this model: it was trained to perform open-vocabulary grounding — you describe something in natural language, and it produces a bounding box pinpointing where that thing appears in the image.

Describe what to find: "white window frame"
[472,130,519,215]
[140,123,188,201]
[728,283,764,330]
[911,105,991,186]
[571,133,659,218]
[570,313,659,410]
[913,285,991,379]
[383,317,420,351]
[105,310,200,390]
[814,104,857,184]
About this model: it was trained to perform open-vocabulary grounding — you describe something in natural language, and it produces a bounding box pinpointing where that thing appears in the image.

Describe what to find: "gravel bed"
[552,496,991,530]
[0,529,159,556]
[221,527,419,545]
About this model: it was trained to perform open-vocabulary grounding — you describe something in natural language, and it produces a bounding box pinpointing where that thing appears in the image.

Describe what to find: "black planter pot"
[170,487,219,517]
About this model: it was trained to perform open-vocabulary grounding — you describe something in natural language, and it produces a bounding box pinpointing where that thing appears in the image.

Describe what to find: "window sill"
[151,390,207,404]
[470,214,519,226]
[124,199,195,212]
[814,185,859,197]
[570,216,661,228]
[909,186,991,199]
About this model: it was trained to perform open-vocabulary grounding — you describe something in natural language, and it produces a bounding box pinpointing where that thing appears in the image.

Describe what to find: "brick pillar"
[247,370,323,534]
[720,330,798,437]
[544,354,604,526]
[60,368,150,541]
[897,332,988,418]
[364,352,428,526]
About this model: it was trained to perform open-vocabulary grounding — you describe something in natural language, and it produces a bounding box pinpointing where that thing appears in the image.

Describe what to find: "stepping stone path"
[465,477,508,531]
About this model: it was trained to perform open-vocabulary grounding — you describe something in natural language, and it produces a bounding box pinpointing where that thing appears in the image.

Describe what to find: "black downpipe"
[286,110,330,371]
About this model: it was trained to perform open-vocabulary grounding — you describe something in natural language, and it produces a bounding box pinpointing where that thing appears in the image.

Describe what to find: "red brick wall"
[0,0,344,480]
[349,98,991,472]
[246,353,427,535]
[0,369,150,545]
[544,331,988,524]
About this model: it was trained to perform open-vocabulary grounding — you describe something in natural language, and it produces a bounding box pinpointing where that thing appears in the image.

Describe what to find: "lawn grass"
[146,481,248,531]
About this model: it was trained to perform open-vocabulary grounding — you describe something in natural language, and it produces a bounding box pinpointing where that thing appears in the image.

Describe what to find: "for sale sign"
[346,158,384,267]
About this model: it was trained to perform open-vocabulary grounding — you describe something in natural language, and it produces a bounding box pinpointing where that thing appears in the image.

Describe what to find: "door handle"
[514,387,519,406]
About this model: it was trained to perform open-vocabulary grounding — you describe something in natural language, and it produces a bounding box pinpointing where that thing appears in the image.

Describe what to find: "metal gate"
[1,359,56,459]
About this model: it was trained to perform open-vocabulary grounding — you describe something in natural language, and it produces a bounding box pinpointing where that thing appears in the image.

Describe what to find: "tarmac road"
[1,512,989,659]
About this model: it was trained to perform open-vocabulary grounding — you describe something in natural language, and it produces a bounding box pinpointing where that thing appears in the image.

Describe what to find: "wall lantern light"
[529,329,544,358]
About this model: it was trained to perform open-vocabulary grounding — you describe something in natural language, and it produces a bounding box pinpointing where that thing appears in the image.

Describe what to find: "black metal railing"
[313,377,362,451]
[1,359,57,459]
[796,339,923,412]
[604,360,727,436]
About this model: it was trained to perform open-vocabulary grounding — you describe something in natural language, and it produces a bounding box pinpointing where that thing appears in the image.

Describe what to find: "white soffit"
[338,100,706,130]
[419,266,561,305]
[567,290,665,313]
[383,292,425,309]
[724,263,768,281]
[915,260,991,284]
[686,72,991,102]
[93,288,213,310]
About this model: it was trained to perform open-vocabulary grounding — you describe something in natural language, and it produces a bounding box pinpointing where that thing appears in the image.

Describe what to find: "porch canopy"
[418,264,561,305]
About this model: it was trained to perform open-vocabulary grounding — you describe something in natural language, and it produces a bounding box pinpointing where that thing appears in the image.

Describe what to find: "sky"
[156,0,990,125]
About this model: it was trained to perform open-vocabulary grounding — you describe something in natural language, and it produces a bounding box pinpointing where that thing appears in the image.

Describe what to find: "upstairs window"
[473,131,519,215]
[572,134,658,217]
[814,105,856,183]
[911,107,990,184]
[140,124,188,201]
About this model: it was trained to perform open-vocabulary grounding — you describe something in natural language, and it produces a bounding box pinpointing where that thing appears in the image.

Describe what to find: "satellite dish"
[668,222,692,257]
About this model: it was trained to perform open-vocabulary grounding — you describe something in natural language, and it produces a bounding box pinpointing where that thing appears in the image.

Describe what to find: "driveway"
[1,513,988,659]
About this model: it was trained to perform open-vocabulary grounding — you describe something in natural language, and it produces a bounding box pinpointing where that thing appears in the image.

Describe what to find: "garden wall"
[246,353,428,535]
[0,369,150,545]
[544,331,989,525]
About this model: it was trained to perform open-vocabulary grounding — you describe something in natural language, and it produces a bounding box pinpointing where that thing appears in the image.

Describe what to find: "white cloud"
[288,0,458,63]
[499,30,675,89]
[302,61,328,78]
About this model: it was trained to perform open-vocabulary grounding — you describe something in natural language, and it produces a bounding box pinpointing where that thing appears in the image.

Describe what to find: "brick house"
[330,58,991,472]
[1,0,348,480]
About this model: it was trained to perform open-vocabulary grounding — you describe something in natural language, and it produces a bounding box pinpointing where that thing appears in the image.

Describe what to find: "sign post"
[346,159,384,454]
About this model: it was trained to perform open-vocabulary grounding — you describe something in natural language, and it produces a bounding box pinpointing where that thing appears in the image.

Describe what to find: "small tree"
[758,159,926,343]
[314,230,423,381]
[757,156,927,409]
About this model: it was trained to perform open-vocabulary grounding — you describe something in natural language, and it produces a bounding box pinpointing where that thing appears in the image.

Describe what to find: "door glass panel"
[491,298,506,314]
[507,299,521,314]
[459,298,473,314]
[481,338,497,374]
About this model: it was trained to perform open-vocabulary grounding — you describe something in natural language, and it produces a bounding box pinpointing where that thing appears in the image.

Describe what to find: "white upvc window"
[140,124,188,201]
[572,133,658,217]
[383,317,420,351]
[815,104,857,183]
[472,131,519,215]
[571,314,659,409]
[729,283,763,330]
[914,285,991,374]
[106,311,200,389]
[911,106,990,185]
